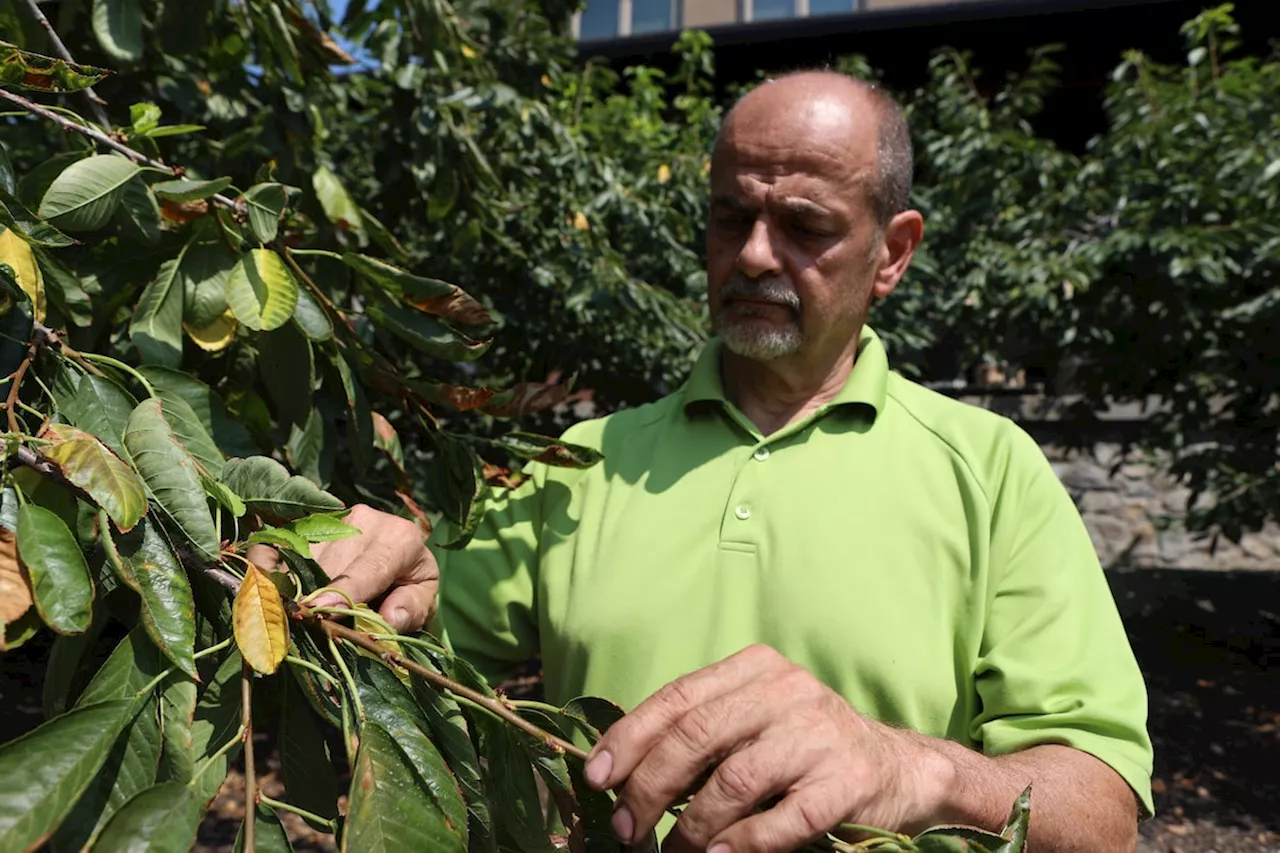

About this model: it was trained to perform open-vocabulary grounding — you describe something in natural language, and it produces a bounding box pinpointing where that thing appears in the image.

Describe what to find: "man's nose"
[736,219,782,278]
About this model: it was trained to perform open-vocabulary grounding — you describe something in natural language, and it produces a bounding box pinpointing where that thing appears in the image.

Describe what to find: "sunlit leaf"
[288,513,360,542]
[135,365,256,460]
[226,248,299,331]
[0,227,44,322]
[220,456,343,523]
[39,423,147,532]
[17,502,93,634]
[91,0,144,62]
[38,155,141,232]
[189,650,244,804]
[130,250,186,367]
[248,526,313,559]
[156,674,197,784]
[312,164,364,238]
[0,40,111,92]
[233,562,288,674]
[185,310,238,351]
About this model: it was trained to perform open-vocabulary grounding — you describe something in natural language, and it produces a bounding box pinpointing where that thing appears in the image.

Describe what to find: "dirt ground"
[2,567,1276,852]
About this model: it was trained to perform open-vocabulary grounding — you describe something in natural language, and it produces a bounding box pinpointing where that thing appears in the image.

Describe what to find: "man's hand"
[245,504,439,633]
[582,644,956,853]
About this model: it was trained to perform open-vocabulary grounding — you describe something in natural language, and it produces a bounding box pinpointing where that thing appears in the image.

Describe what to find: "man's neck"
[721,332,861,436]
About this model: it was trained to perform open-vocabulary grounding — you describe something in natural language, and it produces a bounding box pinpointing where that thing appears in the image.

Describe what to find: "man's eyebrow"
[709,194,835,217]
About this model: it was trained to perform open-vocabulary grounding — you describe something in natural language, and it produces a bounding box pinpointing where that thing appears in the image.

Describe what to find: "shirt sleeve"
[972,425,1155,819]
[428,468,545,687]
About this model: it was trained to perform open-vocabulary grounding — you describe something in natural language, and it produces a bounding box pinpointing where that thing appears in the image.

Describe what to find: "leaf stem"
[194,636,235,661]
[326,634,365,721]
[285,654,340,685]
[188,723,247,787]
[241,662,257,853]
[75,352,157,397]
[257,794,337,831]
[366,631,448,656]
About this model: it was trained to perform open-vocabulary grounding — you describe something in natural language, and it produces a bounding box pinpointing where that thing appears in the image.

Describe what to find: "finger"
[705,787,845,853]
[585,644,790,791]
[613,687,776,841]
[662,737,817,853]
[244,544,282,571]
[377,577,439,633]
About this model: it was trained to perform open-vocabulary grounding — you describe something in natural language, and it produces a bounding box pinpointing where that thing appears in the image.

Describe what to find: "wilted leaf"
[0,41,111,92]
[105,518,197,679]
[123,398,219,560]
[481,381,572,419]
[92,782,203,853]
[220,456,343,523]
[226,248,299,331]
[91,0,143,62]
[39,423,147,532]
[488,432,603,468]
[234,562,288,674]
[369,302,491,361]
[0,528,33,625]
[152,177,233,202]
[408,379,496,412]
[17,502,93,634]
[0,227,44,322]
[38,155,141,232]
[341,252,492,326]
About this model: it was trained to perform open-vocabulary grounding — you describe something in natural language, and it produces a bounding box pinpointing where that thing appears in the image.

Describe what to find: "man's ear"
[871,210,924,300]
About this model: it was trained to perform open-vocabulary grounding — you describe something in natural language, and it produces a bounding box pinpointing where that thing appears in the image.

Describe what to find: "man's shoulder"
[556,391,682,453]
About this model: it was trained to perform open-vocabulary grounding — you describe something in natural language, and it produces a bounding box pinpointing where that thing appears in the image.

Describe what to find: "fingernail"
[708,844,731,853]
[611,803,634,844]
[584,749,613,789]
[308,593,342,609]
[389,607,411,632]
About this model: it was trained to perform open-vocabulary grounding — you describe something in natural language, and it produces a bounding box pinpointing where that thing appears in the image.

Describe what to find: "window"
[750,0,796,20]
[632,0,675,34]
[578,0,620,39]
[809,0,854,15]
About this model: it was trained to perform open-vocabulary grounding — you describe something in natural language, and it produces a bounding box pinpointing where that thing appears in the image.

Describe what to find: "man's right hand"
[245,503,440,633]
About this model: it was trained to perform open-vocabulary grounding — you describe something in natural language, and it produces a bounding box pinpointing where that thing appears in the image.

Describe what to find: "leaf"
[0,40,111,92]
[183,238,237,328]
[292,286,332,340]
[286,407,325,486]
[344,720,467,853]
[185,311,238,352]
[34,247,92,326]
[39,422,147,532]
[129,103,162,135]
[17,502,93,635]
[220,456,343,524]
[288,513,360,543]
[480,381,572,419]
[62,373,137,458]
[189,650,244,804]
[41,609,107,718]
[0,698,140,853]
[106,518,198,679]
[915,836,988,853]
[258,321,314,425]
[234,562,288,674]
[312,164,364,238]
[134,365,257,460]
[488,432,603,469]
[38,154,141,232]
[226,248,299,331]
[93,782,203,853]
[130,251,186,366]
[342,252,492,326]
[233,804,294,853]
[359,205,409,261]
[117,175,163,245]
[279,674,340,828]
[0,527,33,625]
[123,398,219,560]
[482,719,558,853]
[0,607,41,651]
[244,183,288,243]
[152,392,224,475]
[92,0,144,62]
[156,674,198,783]
[0,227,44,322]
[369,302,491,361]
[1,188,75,247]
[152,177,233,202]
[248,526,313,559]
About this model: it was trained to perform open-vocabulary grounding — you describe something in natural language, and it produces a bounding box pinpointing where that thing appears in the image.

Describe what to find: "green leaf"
[17,502,93,634]
[135,365,257,460]
[233,804,294,853]
[62,373,137,459]
[226,248,299,331]
[91,0,144,62]
[189,650,244,804]
[0,698,140,853]
[488,432,604,469]
[344,720,467,853]
[117,175,163,245]
[41,611,107,717]
[40,423,147,532]
[145,125,206,139]
[93,782,202,853]
[0,187,76,247]
[342,252,492,326]
[38,154,141,232]
[130,250,186,367]
[182,236,237,329]
[156,394,224,475]
[915,835,989,853]
[152,177,233,202]
[244,183,288,243]
[312,164,364,239]
[288,513,360,543]
[428,169,459,221]
[359,205,409,261]
[220,456,343,524]
[129,103,162,135]
[292,286,332,340]
[248,526,313,558]
[123,398,219,560]
[107,518,197,679]
[279,674,341,829]
[0,40,111,93]
[156,674,197,784]
[35,248,93,326]
[258,321,314,425]
[482,719,557,853]
[369,302,491,361]
[560,696,627,744]
[286,407,325,486]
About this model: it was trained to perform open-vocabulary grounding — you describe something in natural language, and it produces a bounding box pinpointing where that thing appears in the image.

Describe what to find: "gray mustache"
[720,275,801,311]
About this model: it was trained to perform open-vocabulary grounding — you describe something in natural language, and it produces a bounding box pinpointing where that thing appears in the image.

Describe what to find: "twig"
[241,662,257,853]
[278,245,354,335]
[0,87,240,212]
[316,618,589,762]
[34,320,106,377]
[2,323,53,434]
[19,0,112,126]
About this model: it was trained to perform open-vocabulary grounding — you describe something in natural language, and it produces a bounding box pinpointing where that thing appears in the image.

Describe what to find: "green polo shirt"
[431,327,1154,817]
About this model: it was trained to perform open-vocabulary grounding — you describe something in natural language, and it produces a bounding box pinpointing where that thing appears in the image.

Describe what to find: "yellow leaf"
[572,211,590,231]
[460,44,477,59]
[0,227,45,323]
[540,74,551,87]
[0,529,34,626]
[184,309,239,352]
[233,562,289,674]
[657,164,671,184]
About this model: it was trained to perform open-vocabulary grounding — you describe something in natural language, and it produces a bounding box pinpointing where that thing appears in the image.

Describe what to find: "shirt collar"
[682,325,889,421]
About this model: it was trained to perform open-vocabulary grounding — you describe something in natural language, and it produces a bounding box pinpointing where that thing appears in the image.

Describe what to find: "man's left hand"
[582,644,956,853]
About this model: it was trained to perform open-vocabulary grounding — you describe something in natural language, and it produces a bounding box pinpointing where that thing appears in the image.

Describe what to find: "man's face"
[705,89,884,363]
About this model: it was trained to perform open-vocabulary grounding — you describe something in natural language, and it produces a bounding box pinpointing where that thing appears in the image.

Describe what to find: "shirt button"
[734,504,752,520]
[753,447,770,462]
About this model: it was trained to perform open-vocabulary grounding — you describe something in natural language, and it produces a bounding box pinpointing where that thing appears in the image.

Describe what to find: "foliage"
[0,6,1030,853]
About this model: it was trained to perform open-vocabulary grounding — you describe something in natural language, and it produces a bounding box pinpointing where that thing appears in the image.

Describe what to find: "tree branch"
[241,662,257,853]
[19,0,112,127]
[0,87,241,212]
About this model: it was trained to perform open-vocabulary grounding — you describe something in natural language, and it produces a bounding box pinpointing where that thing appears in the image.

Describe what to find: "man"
[289,72,1154,852]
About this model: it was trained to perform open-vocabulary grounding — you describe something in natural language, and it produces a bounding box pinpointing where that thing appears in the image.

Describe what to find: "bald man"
[284,72,1153,852]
